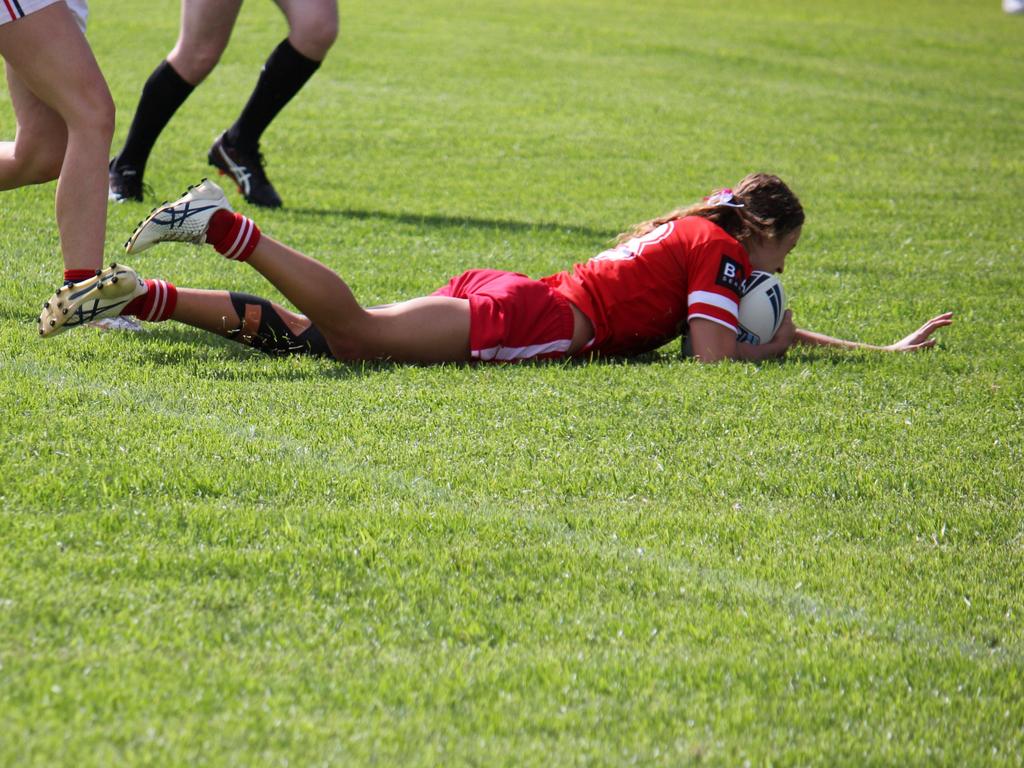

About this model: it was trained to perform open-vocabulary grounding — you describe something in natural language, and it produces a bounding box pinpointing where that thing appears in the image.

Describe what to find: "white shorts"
[1,0,88,32]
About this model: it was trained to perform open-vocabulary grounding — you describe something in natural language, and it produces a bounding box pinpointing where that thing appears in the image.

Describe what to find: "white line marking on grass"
[4,357,462,505]
[7,357,1019,666]
[643,551,1021,665]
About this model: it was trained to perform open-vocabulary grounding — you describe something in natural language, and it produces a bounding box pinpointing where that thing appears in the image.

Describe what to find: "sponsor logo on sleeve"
[715,255,746,293]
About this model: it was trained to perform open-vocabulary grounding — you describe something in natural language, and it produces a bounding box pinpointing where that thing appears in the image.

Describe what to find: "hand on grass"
[882,312,954,352]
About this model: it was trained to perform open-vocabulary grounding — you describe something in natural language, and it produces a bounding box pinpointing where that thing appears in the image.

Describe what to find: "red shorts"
[433,269,575,362]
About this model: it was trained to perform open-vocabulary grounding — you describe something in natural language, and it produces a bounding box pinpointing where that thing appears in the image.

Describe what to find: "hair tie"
[703,188,745,208]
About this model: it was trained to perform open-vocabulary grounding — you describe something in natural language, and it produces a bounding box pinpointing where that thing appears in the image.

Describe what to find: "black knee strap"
[228,292,331,357]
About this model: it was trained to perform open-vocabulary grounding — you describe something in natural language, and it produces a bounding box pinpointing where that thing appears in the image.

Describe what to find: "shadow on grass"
[126,326,382,382]
[120,325,680,382]
[23,318,886,383]
[285,206,617,242]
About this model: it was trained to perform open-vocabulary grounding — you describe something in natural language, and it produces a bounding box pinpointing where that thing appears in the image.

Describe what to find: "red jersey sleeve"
[683,233,751,334]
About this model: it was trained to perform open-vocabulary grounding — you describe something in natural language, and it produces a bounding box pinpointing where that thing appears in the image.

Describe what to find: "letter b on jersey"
[715,256,746,293]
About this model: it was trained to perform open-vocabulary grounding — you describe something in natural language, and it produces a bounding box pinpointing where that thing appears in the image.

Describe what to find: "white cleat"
[124,178,232,254]
[38,264,146,338]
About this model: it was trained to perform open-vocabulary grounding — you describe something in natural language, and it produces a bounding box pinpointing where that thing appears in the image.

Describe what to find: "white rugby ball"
[737,271,786,344]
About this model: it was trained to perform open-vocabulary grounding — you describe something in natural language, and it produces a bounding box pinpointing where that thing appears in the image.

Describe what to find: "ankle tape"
[227,292,331,356]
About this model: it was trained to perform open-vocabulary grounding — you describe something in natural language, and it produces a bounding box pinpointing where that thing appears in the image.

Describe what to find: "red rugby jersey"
[540,216,751,356]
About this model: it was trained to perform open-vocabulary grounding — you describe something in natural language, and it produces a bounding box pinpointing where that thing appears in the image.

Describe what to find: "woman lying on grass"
[38,173,952,362]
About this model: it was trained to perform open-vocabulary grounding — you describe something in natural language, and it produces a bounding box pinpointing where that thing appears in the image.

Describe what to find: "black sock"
[225,39,321,149]
[115,60,195,172]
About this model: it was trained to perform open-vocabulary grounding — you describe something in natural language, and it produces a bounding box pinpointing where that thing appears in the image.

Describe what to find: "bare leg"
[171,288,243,339]
[0,4,114,271]
[171,286,466,363]
[172,287,328,355]
[166,0,242,86]
[245,237,472,363]
[0,66,66,188]
[274,0,339,61]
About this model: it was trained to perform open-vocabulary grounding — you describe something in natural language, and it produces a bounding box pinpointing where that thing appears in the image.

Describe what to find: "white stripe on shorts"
[1,0,88,31]
[473,338,573,362]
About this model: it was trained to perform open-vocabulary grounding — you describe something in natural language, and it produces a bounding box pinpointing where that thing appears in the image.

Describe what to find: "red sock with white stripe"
[123,279,178,322]
[204,209,261,261]
[64,269,96,284]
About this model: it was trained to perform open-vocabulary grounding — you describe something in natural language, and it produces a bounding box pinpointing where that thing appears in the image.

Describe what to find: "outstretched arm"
[794,312,954,352]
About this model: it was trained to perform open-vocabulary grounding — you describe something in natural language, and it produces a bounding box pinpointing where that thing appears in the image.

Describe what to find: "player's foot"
[108,158,145,203]
[207,132,283,209]
[124,178,232,254]
[1005,0,1024,13]
[38,264,146,337]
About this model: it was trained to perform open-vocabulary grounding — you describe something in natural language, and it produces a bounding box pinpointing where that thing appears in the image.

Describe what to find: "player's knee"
[169,44,224,85]
[289,17,338,61]
[320,333,364,361]
[10,126,66,182]
[32,150,65,183]
[190,50,222,82]
[17,145,63,184]
[66,84,115,143]
[314,315,376,360]
[94,91,116,142]
[80,103,115,148]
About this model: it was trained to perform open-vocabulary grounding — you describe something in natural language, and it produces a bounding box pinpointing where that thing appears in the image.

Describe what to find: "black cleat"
[207,132,282,208]
[108,158,145,203]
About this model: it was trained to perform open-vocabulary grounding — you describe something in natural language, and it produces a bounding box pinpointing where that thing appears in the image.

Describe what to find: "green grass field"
[2,0,1023,764]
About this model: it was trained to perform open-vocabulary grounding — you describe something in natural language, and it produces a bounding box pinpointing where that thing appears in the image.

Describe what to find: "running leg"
[0,66,66,188]
[0,3,114,272]
[110,0,241,200]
